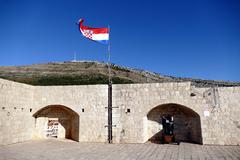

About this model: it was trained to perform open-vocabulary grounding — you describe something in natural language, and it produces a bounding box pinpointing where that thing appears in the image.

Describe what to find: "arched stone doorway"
[147,103,202,144]
[33,105,79,141]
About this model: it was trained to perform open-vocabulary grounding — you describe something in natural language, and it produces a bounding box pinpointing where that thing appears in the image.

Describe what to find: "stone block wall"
[0,79,34,145]
[0,78,240,145]
[195,87,240,145]
[32,85,108,143]
[112,83,240,145]
[112,82,205,143]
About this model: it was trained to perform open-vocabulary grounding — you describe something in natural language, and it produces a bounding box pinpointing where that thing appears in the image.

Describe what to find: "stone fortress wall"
[0,79,34,145]
[0,78,239,146]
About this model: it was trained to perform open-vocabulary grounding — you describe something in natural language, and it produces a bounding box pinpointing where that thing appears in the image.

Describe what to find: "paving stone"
[0,140,239,160]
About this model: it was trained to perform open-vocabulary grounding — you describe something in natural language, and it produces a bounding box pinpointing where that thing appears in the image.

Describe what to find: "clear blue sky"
[0,0,239,81]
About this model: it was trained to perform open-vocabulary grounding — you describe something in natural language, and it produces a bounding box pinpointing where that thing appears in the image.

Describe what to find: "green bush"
[8,74,134,86]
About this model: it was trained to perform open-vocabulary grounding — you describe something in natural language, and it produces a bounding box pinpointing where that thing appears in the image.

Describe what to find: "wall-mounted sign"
[46,119,58,138]
[204,110,210,117]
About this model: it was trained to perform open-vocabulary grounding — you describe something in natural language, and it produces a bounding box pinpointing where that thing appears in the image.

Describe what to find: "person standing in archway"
[162,114,174,143]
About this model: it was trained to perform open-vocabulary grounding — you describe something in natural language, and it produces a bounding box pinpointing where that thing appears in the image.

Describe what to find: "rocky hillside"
[0,61,239,87]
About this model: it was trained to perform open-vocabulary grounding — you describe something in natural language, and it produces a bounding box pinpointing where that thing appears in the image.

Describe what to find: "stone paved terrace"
[0,139,240,160]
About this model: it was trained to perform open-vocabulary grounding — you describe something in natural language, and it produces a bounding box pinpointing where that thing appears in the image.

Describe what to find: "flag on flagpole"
[78,19,109,45]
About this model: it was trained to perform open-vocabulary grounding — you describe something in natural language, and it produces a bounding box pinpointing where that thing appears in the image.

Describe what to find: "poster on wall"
[46,119,58,138]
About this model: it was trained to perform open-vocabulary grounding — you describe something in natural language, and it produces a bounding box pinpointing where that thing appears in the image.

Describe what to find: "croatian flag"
[78,19,109,45]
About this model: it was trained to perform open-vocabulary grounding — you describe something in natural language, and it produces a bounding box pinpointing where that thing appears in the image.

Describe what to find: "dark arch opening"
[147,103,202,144]
[33,105,79,141]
